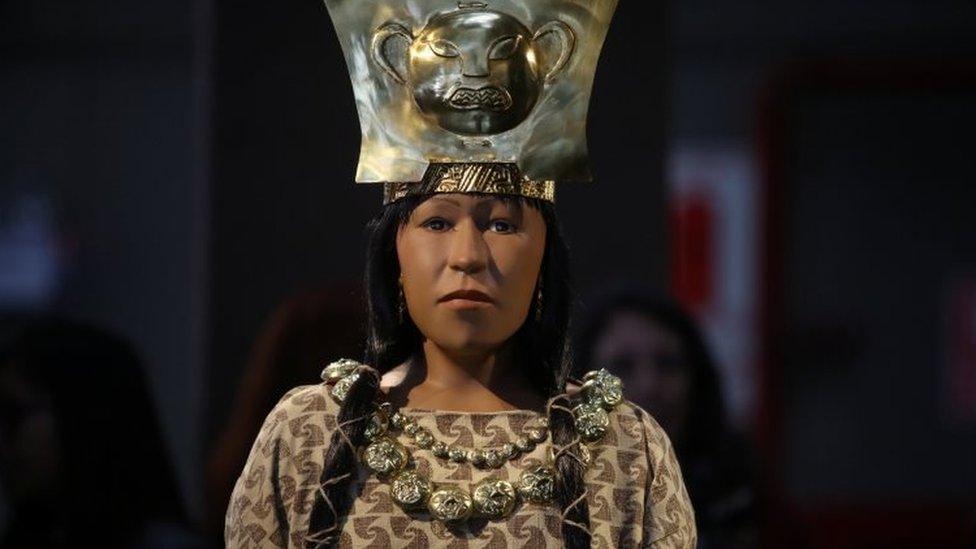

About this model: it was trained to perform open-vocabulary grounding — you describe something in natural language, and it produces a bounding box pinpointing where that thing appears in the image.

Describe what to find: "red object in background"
[802,505,975,549]
[670,191,714,315]
[758,58,976,549]
[947,278,976,423]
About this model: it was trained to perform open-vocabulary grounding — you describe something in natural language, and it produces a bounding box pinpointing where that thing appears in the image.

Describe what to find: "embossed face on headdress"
[372,6,575,135]
[323,0,618,190]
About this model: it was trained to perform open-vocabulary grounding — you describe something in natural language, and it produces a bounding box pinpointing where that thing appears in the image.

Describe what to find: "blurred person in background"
[205,286,364,542]
[577,289,757,548]
[0,320,202,548]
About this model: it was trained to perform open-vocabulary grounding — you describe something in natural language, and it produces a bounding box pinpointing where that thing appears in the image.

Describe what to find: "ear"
[371,22,413,84]
[532,20,576,82]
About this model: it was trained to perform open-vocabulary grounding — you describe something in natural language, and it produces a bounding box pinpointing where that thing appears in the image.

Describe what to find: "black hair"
[575,289,727,461]
[307,193,592,548]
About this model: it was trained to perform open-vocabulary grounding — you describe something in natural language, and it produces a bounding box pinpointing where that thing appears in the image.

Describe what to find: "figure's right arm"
[224,385,330,548]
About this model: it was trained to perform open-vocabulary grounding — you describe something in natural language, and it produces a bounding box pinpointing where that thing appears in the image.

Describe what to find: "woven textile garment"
[225,382,697,548]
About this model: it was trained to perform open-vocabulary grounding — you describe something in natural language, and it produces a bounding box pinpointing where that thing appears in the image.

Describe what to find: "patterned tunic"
[225,383,696,548]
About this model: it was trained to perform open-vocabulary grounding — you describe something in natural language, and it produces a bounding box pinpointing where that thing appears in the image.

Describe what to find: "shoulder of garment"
[624,402,699,548]
[225,383,339,549]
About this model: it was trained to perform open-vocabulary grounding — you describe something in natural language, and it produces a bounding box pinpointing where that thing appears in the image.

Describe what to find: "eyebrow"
[430,196,461,206]
[424,195,526,220]
[430,195,522,207]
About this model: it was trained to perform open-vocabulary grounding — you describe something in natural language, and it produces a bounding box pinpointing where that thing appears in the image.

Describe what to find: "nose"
[448,219,488,275]
[460,50,491,78]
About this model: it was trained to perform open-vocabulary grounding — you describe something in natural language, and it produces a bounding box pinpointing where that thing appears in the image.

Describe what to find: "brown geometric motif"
[589,491,613,522]
[389,515,432,548]
[225,383,697,548]
[434,414,473,446]
[351,516,392,547]
[613,487,642,517]
[617,449,646,484]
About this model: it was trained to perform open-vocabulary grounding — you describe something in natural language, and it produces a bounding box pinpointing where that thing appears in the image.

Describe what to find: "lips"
[447,86,512,112]
[438,289,494,304]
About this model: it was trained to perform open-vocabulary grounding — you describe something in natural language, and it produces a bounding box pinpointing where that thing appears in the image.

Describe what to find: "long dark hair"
[306,193,592,548]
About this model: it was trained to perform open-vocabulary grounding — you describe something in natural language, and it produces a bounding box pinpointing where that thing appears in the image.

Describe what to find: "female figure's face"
[593,311,692,441]
[396,194,546,356]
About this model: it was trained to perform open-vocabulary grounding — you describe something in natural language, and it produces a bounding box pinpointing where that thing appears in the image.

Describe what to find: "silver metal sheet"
[323,0,618,184]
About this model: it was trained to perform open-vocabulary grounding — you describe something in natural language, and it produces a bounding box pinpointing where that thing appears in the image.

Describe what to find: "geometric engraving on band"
[383,162,555,204]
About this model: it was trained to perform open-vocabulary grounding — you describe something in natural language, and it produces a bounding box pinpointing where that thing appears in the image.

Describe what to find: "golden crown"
[323,0,619,203]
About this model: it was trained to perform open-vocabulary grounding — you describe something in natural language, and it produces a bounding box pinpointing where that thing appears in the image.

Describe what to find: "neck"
[422,339,514,387]
[390,339,545,412]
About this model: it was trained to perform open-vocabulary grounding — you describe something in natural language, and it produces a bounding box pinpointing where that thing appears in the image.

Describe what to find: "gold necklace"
[321,359,624,524]
[388,408,551,470]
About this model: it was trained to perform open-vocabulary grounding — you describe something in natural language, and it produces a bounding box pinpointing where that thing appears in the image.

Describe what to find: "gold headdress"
[323,0,618,203]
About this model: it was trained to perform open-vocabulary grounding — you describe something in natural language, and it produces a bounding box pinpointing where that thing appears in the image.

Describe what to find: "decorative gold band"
[382,162,555,205]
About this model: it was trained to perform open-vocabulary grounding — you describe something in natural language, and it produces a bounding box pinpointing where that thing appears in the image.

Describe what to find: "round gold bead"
[484,449,505,469]
[390,469,432,509]
[390,412,409,430]
[582,369,624,410]
[526,427,548,443]
[514,436,535,453]
[364,409,389,441]
[472,479,517,519]
[500,443,518,459]
[431,441,449,458]
[580,378,602,404]
[603,375,623,407]
[427,486,473,522]
[329,372,360,403]
[574,403,610,442]
[320,358,360,383]
[414,429,434,448]
[517,466,556,504]
[362,436,408,476]
[467,449,487,468]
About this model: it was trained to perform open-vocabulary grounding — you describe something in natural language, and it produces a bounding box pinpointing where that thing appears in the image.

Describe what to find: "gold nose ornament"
[322,0,618,203]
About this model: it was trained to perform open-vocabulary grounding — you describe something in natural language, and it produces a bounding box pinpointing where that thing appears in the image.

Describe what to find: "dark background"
[2,0,975,545]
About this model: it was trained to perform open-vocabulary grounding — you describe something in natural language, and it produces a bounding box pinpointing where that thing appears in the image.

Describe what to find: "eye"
[429,39,460,58]
[488,35,521,60]
[422,217,451,232]
[489,219,516,233]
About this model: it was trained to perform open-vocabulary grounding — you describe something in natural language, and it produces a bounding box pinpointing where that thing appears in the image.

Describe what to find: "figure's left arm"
[639,411,698,548]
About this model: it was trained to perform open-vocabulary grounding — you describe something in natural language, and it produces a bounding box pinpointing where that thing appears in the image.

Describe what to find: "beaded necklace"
[321,359,624,525]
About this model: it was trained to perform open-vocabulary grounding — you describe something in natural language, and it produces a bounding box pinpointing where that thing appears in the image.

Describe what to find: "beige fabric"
[225,382,696,548]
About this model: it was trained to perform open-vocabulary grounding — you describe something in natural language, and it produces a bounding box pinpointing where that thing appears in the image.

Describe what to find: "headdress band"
[382,163,555,204]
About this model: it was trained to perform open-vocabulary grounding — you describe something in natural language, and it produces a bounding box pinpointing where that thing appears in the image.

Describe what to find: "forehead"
[419,193,523,210]
[421,10,530,41]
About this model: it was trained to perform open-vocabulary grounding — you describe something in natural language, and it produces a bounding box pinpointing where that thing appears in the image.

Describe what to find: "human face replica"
[408,9,540,135]
[396,194,546,356]
[593,312,692,440]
